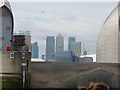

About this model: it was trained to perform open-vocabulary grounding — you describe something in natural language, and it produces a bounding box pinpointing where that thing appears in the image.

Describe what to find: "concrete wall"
[0,51,31,88]
[0,52,31,74]
[0,52,22,73]
[30,62,119,88]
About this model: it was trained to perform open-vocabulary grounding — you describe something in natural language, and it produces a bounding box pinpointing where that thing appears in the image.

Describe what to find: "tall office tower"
[56,33,64,52]
[31,42,39,58]
[68,37,76,52]
[46,36,55,61]
[72,42,81,56]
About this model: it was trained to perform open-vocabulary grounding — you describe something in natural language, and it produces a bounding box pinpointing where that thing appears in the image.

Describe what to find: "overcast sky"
[9,1,118,57]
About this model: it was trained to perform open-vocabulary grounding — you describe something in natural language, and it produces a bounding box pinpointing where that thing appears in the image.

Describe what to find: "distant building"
[68,37,76,52]
[46,36,55,61]
[55,51,73,62]
[31,58,45,62]
[56,33,64,52]
[71,42,81,56]
[81,54,96,62]
[55,51,93,62]
[79,57,93,62]
[31,42,39,58]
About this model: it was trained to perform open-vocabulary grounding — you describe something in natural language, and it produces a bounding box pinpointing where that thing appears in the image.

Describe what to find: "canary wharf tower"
[96,4,120,63]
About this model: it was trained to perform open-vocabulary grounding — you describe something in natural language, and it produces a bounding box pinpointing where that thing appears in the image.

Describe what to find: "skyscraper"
[46,36,55,61]
[31,42,39,58]
[56,33,64,52]
[68,37,76,52]
[73,42,81,56]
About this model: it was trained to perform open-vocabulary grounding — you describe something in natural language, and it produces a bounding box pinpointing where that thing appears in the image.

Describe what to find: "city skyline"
[32,34,83,58]
[9,2,117,57]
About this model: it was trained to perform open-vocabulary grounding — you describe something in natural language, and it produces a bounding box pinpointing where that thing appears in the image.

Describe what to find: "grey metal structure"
[0,0,14,52]
[96,4,119,63]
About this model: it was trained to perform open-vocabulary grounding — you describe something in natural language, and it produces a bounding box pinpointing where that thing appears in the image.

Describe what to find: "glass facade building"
[56,33,64,52]
[96,4,119,63]
[31,42,39,58]
[55,51,73,62]
[71,42,81,56]
[46,36,55,61]
[68,37,76,51]
[74,42,81,56]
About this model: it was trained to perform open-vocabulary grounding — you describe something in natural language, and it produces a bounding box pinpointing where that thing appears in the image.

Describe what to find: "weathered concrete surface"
[0,74,22,88]
[0,51,31,88]
[30,62,119,88]
[0,52,22,73]
[0,52,31,74]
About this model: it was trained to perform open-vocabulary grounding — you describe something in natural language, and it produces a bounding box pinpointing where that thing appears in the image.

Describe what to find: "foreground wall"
[0,52,23,88]
[30,62,119,88]
[0,52,23,73]
[0,51,31,88]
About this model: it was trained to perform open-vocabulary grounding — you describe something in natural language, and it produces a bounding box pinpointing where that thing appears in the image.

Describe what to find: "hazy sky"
[9,1,118,57]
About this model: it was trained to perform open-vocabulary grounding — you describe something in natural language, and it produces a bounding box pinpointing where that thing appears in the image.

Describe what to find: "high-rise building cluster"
[31,34,93,62]
[68,37,81,57]
[45,33,84,62]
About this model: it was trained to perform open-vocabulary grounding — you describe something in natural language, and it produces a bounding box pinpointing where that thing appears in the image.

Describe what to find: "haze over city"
[9,1,117,57]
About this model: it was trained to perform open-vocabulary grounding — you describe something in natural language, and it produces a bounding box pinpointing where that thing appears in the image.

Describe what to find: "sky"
[9,1,118,58]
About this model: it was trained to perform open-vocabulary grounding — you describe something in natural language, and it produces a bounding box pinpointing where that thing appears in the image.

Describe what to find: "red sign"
[6,46,11,51]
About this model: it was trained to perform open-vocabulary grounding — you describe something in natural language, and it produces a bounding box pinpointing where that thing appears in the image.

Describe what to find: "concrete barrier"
[30,62,119,88]
[0,52,31,88]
